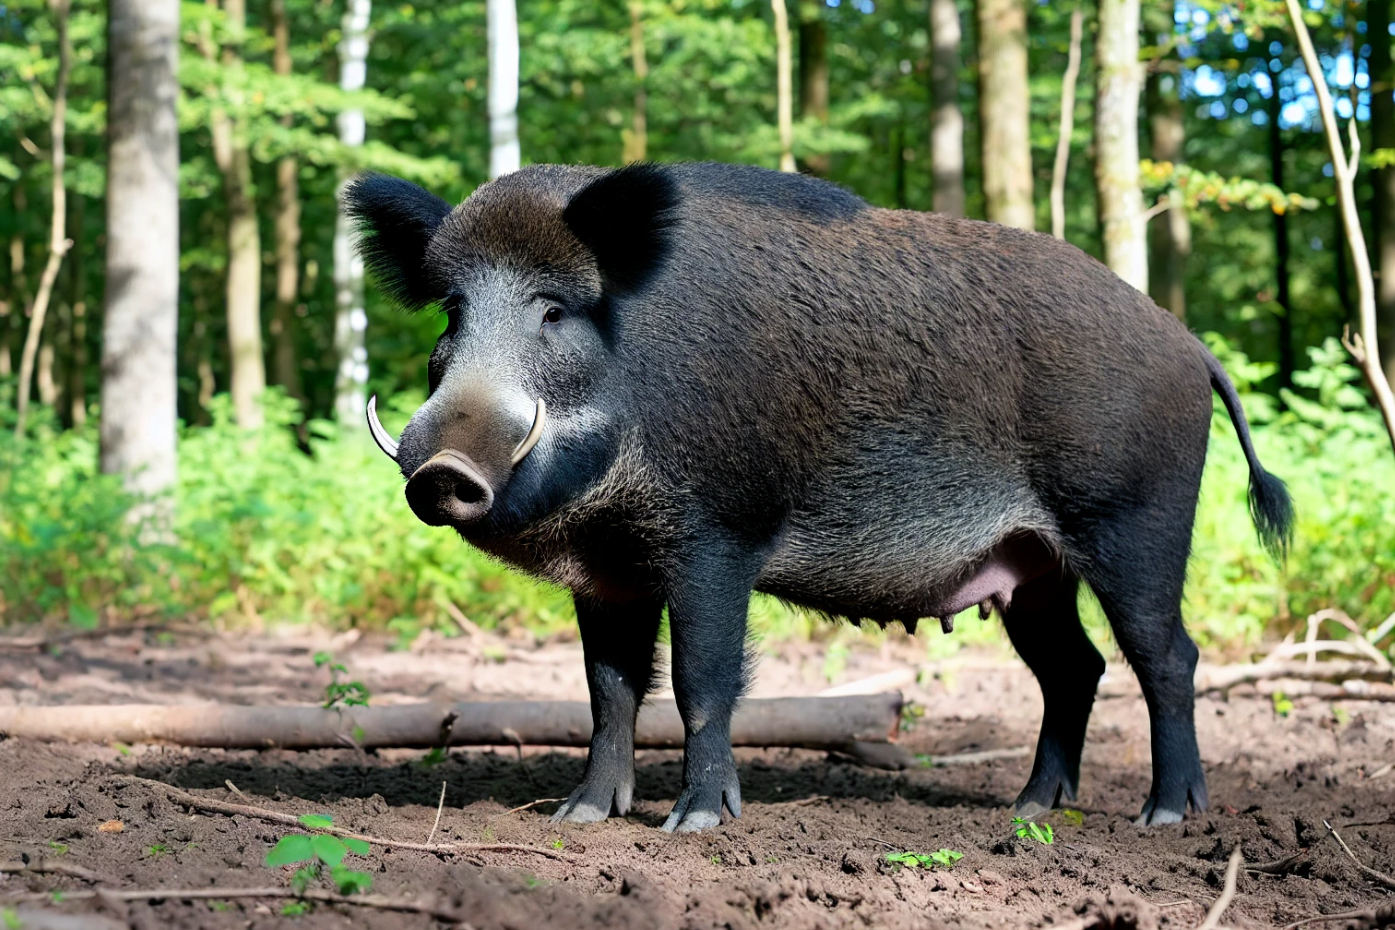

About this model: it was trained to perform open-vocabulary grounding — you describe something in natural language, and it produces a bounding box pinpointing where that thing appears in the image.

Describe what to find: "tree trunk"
[487,0,520,178]
[101,0,179,498]
[14,0,71,437]
[1371,0,1395,388]
[1269,72,1294,394]
[1094,0,1147,292]
[976,0,1033,229]
[1,194,26,381]
[269,0,304,410]
[622,0,648,163]
[929,0,965,217]
[63,172,87,427]
[209,0,264,430]
[771,0,795,173]
[798,3,829,176]
[333,0,372,428]
[1050,8,1083,240]
[1147,67,1190,319]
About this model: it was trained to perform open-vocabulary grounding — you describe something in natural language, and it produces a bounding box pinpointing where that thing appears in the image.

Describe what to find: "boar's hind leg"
[660,550,755,833]
[1083,502,1207,827]
[1003,569,1104,820]
[552,595,663,824]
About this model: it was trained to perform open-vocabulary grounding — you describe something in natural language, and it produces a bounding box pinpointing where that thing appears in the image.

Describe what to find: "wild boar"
[346,162,1291,831]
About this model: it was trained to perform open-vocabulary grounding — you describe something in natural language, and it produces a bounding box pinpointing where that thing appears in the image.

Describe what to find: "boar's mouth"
[366,395,547,527]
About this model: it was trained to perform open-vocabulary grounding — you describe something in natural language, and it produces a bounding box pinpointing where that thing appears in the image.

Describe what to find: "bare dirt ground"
[0,624,1392,929]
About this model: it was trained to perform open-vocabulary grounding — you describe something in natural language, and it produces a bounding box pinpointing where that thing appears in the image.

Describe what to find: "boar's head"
[344,164,677,539]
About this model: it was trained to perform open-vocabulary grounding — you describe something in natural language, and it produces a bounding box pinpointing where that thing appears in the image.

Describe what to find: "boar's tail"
[1202,344,1294,560]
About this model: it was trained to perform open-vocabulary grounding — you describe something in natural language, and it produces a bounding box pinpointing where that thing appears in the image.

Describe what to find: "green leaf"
[290,865,318,894]
[313,651,332,668]
[342,837,370,856]
[298,813,334,829]
[1060,809,1084,826]
[330,866,373,895]
[311,834,349,867]
[67,603,98,629]
[265,834,315,867]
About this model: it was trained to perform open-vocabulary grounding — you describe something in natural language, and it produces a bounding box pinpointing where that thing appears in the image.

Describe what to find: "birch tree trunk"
[101,0,179,499]
[1147,68,1190,319]
[771,0,795,173]
[798,2,829,176]
[211,0,264,430]
[976,0,1034,229]
[14,0,71,437]
[622,0,648,163]
[270,0,304,409]
[487,0,520,178]
[929,0,964,216]
[1049,8,1083,240]
[1371,0,1395,388]
[1094,0,1147,292]
[333,0,371,427]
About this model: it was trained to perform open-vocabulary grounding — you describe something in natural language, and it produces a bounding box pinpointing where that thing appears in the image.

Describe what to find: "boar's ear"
[562,163,679,292]
[342,173,453,311]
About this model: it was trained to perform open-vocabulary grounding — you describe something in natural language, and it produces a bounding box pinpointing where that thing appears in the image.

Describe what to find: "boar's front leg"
[660,549,755,833]
[552,595,662,824]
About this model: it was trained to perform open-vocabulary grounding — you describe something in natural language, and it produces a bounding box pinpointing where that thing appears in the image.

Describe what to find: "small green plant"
[1271,691,1294,717]
[146,843,170,858]
[264,813,373,896]
[551,837,565,850]
[481,825,495,842]
[207,900,230,912]
[1331,705,1350,725]
[765,855,779,863]
[1012,817,1054,845]
[112,742,131,756]
[47,840,68,856]
[884,849,963,871]
[2,907,21,930]
[314,652,371,708]
[281,901,312,916]
[49,890,64,903]
[1059,809,1085,827]
[821,643,850,683]
[710,854,721,865]
[899,701,925,733]
[419,746,447,768]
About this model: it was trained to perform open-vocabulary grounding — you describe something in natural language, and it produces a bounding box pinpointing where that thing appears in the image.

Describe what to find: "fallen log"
[0,694,903,757]
[1195,661,1394,694]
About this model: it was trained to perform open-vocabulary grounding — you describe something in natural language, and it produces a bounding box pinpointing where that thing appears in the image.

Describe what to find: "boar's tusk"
[510,398,547,467]
[365,394,400,461]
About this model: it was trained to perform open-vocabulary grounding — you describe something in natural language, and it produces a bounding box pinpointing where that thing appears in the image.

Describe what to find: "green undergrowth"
[1,337,1392,657]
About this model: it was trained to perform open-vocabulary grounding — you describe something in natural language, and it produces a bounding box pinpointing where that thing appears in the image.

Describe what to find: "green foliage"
[1012,818,1054,845]
[885,849,963,871]
[314,654,371,709]
[265,815,373,897]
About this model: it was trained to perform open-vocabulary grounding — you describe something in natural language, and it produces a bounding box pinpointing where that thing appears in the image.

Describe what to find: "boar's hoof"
[551,800,612,824]
[1013,799,1054,821]
[1134,796,1186,827]
[661,775,741,833]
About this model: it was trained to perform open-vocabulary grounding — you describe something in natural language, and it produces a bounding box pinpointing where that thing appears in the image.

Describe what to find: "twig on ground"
[1195,661,1393,693]
[1324,819,1395,891]
[493,797,567,818]
[1,886,473,923]
[426,781,446,845]
[0,622,204,651]
[1197,846,1242,930]
[115,775,572,862]
[0,859,100,882]
[1245,849,1309,875]
[1282,904,1395,930]
[224,780,246,799]
[772,795,831,807]
[917,746,1031,766]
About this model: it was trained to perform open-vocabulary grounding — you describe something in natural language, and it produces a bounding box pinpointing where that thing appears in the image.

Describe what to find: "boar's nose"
[404,450,495,526]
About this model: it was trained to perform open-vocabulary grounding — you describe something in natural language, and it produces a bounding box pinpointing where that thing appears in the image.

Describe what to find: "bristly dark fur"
[342,173,453,311]
[350,161,1294,833]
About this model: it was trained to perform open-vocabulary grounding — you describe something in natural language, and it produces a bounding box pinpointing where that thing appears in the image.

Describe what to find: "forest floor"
[0,624,1392,930]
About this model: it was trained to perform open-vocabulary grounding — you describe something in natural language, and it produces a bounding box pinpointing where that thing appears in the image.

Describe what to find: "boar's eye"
[542,306,563,326]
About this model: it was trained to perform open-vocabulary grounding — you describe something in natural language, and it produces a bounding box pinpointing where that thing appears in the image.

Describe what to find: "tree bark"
[1269,72,1294,394]
[1147,67,1190,319]
[798,3,829,176]
[209,0,265,430]
[1050,8,1083,240]
[62,181,86,427]
[772,0,796,173]
[14,0,72,437]
[269,0,304,410]
[1371,0,1395,388]
[334,0,371,427]
[929,0,964,216]
[101,0,179,498]
[487,0,520,178]
[976,0,1033,229]
[622,0,648,163]
[1094,0,1147,292]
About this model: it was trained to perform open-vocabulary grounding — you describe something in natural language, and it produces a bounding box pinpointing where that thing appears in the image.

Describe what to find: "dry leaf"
[98,819,123,833]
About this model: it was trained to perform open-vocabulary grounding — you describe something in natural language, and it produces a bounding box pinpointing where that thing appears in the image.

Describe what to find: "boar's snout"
[405,449,496,526]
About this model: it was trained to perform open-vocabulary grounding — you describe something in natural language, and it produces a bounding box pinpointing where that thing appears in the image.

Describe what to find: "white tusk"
[510,398,547,467]
[365,394,400,460]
